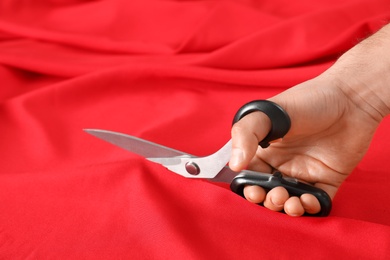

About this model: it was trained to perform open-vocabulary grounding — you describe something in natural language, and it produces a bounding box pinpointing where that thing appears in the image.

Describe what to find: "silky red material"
[1,0,390,258]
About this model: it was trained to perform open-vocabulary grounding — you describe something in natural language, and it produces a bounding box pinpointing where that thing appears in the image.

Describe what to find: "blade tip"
[83,129,103,136]
[83,128,99,132]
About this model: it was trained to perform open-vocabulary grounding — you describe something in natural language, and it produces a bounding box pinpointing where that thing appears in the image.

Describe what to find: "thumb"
[229,111,271,172]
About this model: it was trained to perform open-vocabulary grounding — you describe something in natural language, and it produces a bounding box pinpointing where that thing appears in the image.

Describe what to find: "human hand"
[229,75,381,216]
[229,24,390,216]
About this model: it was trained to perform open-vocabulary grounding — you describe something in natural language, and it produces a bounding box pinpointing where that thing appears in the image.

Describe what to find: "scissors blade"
[147,140,232,179]
[84,129,191,158]
[85,129,236,182]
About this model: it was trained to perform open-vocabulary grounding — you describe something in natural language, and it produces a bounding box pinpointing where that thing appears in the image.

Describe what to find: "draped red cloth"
[1,0,390,258]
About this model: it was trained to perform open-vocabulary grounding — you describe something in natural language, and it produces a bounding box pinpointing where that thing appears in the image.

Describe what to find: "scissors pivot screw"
[185,162,200,175]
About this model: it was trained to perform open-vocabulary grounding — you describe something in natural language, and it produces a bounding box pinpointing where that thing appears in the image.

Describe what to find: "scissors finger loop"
[232,100,291,148]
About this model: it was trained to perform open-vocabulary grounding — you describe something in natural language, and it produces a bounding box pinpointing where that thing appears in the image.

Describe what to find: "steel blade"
[146,140,232,179]
[85,129,238,184]
[84,129,191,158]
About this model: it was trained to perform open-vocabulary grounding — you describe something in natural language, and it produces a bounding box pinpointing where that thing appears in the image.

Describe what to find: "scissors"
[85,100,332,216]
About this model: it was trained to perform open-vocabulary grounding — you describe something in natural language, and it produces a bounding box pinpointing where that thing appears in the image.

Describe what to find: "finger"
[243,185,266,204]
[263,186,289,212]
[230,111,271,172]
[284,197,305,217]
[300,193,321,215]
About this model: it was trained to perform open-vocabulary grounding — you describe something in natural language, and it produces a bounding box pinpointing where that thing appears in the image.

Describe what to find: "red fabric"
[1,0,390,258]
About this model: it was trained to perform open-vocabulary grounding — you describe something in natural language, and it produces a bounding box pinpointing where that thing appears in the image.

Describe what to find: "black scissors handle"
[230,171,332,216]
[231,100,332,216]
[232,100,291,148]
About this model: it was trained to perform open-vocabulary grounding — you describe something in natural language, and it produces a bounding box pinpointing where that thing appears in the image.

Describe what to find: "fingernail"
[230,148,244,168]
